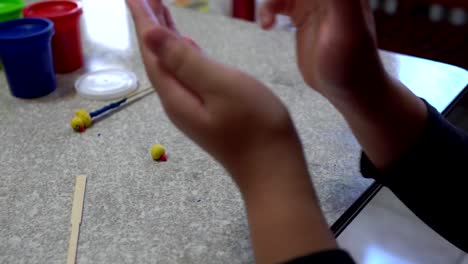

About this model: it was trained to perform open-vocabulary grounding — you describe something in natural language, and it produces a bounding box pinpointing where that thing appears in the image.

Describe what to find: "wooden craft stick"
[126,87,153,100]
[67,175,87,264]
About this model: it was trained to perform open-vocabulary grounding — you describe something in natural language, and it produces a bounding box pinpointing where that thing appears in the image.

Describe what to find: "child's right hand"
[259,0,428,170]
[260,0,386,101]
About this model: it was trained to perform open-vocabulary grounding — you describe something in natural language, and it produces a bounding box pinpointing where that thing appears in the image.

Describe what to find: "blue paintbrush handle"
[90,98,128,118]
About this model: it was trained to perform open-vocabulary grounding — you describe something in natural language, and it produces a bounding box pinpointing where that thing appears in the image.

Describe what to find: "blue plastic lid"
[0,18,54,43]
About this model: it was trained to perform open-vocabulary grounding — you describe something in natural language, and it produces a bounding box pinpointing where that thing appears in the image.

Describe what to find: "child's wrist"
[324,72,394,114]
[234,145,337,263]
[228,136,312,198]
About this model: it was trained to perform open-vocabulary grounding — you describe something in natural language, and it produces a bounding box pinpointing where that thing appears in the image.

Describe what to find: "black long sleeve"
[284,100,468,264]
[361,100,468,253]
[284,250,355,264]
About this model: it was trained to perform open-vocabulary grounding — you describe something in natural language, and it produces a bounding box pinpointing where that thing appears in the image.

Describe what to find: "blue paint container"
[0,18,56,98]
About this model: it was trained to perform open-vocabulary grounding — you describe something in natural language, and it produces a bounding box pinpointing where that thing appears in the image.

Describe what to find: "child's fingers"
[127,0,205,126]
[144,26,233,97]
[259,0,289,29]
[163,5,179,33]
[151,65,207,129]
[147,0,170,28]
[126,0,159,32]
[126,0,163,79]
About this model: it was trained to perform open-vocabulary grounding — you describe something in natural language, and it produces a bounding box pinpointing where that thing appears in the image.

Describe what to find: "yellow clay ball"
[151,144,166,160]
[75,109,92,128]
[70,116,85,132]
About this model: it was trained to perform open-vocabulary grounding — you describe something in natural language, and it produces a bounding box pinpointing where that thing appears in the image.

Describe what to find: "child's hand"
[260,1,428,170]
[126,0,301,186]
[127,2,339,262]
[260,0,384,100]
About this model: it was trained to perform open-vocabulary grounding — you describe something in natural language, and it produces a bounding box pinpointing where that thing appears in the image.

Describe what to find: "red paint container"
[23,0,83,73]
[232,0,255,22]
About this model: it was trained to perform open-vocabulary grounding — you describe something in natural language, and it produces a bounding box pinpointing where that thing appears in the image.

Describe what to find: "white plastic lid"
[75,69,138,101]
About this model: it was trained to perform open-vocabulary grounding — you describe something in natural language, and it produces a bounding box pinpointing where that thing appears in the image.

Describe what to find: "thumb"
[144,27,224,95]
[327,0,372,30]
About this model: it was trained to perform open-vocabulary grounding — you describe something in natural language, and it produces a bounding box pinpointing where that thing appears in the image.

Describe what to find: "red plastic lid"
[23,0,82,20]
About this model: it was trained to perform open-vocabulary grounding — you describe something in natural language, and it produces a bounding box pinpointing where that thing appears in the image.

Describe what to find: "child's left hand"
[126,0,302,187]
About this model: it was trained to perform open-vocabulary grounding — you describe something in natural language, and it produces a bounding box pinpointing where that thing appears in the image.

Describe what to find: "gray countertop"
[1,1,467,263]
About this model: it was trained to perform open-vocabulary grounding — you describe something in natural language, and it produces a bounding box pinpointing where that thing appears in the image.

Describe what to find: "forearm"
[327,74,428,169]
[361,101,468,252]
[231,138,337,264]
[329,70,468,250]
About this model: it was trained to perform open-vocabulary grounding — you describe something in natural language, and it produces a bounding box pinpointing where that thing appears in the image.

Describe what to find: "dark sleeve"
[284,250,355,264]
[361,100,468,253]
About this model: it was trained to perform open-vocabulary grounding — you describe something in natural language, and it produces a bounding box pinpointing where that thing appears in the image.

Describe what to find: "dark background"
[374,0,467,70]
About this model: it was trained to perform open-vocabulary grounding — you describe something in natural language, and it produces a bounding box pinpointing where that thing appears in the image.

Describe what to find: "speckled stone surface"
[1,1,467,263]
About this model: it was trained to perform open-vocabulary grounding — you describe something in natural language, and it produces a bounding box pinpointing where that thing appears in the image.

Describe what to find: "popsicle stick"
[125,87,153,100]
[67,175,87,264]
